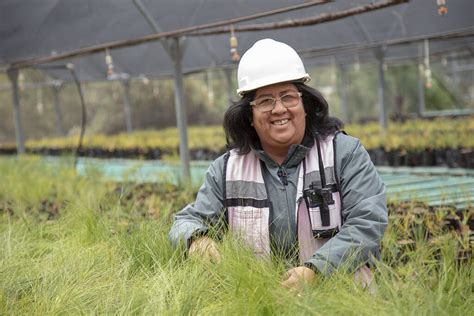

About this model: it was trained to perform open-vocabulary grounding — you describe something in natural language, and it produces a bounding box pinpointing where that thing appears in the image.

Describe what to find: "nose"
[271,99,287,114]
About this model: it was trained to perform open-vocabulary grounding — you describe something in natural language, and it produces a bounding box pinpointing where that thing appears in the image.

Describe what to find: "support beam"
[191,0,407,36]
[376,52,388,130]
[52,82,66,136]
[170,38,191,180]
[121,79,133,133]
[6,68,25,154]
[6,0,404,70]
[299,28,474,61]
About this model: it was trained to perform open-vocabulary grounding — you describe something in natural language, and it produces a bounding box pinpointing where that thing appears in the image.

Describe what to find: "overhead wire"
[4,0,344,69]
[190,0,408,36]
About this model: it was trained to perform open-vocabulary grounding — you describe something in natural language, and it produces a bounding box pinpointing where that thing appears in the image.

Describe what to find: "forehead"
[255,82,298,97]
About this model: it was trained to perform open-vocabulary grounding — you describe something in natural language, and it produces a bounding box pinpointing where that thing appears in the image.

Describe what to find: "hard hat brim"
[237,74,311,96]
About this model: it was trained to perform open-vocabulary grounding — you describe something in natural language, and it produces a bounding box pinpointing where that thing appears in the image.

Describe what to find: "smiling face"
[251,82,306,160]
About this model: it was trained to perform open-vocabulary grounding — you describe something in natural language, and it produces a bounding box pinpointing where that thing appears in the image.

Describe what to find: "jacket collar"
[252,133,314,168]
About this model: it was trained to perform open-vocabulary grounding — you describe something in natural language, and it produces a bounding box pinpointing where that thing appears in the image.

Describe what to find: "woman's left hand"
[281,266,316,293]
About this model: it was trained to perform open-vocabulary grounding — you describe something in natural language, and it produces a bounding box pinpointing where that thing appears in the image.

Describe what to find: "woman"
[169,39,387,291]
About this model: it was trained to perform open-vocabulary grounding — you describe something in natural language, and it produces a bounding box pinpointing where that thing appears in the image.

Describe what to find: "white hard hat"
[236,39,311,96]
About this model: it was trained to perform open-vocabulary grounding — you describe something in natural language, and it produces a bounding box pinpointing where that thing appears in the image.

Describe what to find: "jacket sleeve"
[168,155,226,249]
[305,135,388,276]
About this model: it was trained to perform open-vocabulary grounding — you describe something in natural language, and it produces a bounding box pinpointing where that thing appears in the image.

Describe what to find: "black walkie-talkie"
[304,181,333,227]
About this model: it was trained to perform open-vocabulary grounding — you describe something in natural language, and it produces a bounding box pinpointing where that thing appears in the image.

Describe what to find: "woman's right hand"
[188,236,221,263]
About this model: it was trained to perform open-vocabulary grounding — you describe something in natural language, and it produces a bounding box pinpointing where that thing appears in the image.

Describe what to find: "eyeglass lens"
[252,92,300,112]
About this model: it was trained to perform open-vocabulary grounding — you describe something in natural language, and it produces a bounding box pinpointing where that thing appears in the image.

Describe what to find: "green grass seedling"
[0,157,472,314]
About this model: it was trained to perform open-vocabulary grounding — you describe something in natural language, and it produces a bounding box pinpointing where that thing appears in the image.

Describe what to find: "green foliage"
[8,116,473,154]
[0,158,472,314]
[0,68,229,142]
[425,78,455,111]
[2,60,472,145]
[346,116,474,150]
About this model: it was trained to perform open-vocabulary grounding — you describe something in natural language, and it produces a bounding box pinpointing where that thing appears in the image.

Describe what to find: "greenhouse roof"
[0,0,473,82]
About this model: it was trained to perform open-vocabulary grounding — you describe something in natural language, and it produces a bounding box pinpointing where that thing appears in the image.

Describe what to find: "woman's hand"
[281,266,316,293]
[188,236,221,263]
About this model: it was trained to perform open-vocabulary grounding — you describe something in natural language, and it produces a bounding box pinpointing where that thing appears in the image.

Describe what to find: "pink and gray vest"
[223,134,342,264]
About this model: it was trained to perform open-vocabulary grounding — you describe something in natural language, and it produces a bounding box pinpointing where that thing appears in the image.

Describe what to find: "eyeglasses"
[250,92,302,113]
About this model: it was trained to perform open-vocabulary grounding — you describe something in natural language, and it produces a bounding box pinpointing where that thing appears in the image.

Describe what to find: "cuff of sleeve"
[187,229,208,249]
[169,221,208,250]
[304,259,335,277]
[304,261,320,275]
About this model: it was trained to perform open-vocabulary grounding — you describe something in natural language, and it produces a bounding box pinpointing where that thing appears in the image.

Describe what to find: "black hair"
[223,82,343,154]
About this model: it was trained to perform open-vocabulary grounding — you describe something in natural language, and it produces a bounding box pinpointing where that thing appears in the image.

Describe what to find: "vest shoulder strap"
[332,131,343,192]
[223,149,269,208]
[223,151,231,207]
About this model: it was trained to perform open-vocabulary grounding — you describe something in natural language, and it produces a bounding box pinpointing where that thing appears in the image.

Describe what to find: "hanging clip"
[437,0,448,16]
[229,25,240,62]
[105,48,115,78]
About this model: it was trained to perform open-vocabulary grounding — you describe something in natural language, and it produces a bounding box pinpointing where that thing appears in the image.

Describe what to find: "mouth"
[271,118,290,126]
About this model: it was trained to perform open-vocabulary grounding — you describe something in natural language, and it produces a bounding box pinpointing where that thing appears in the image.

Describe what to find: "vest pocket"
[308,202,340,234]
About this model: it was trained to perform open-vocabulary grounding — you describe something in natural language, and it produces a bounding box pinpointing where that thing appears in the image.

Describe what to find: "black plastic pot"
[422,149,436,166]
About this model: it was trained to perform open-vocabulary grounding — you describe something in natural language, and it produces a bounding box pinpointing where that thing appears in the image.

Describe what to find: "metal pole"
[451,52,460,86]
[52,82,66,136]
[337,64,350,123]
[6,68,25,154]
[376,53,388,130]
[223,68,234,106]
[170,38,191,180]
[206,69,214,106]
[132,0,190,179]
[121,78,133,133]
[417,64,426,116]
[417,44,426,116]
